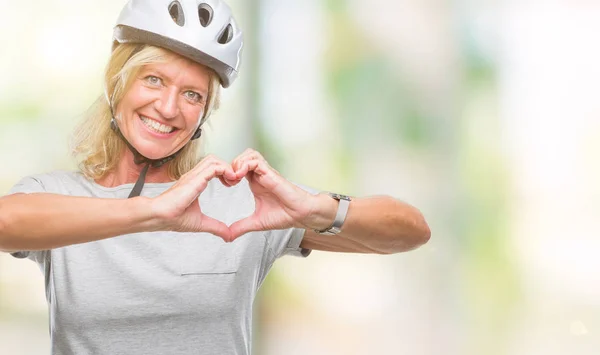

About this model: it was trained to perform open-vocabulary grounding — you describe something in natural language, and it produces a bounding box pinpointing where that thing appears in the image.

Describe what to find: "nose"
[154,87,180,119]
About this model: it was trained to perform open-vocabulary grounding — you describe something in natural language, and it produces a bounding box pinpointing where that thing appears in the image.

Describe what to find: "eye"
[145,75,162,86]
[184,90,202,103]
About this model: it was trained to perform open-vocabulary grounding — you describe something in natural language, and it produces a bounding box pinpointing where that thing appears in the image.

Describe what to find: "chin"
[131,140,175,161]
[142,150,171,161]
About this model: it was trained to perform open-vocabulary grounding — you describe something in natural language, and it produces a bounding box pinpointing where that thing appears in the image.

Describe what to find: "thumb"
[200,214,233,242]
[229,215,262,241]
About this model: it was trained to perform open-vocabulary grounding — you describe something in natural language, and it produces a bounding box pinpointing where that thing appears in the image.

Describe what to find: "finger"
[200,214,233,242]
[238,158,271,177]
[234,160,251,179]
[214,164,239,187]
[219,175,243,187]
[238,158,282,182]
[218,176,232,187]
[229,215,262,241]
[175,161,233,199]
[224,175,243,186]
[232,149,264,172]
[189,154,236,181]
[239,159,310,205]
[158,161,239,221]
[231,152,250,172]
[168,160,238,209]
[197,160,237,184]
[177,156,215,184]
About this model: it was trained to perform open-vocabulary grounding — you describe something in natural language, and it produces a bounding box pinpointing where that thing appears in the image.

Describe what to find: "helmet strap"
[128,162,151,198]
[191,126,203,140]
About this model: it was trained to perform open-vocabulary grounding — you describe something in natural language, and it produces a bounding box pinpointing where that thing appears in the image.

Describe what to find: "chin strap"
[109,118,202,198]
[129,162,151,198]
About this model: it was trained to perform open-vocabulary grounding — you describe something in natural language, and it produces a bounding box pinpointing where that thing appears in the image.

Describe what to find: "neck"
[95,149,173,187]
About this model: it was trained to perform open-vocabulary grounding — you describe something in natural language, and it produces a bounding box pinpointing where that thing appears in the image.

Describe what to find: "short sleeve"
[7,176,47,195]
[264,181,321,259]
[265,228,312,259]
[4,176,50,264]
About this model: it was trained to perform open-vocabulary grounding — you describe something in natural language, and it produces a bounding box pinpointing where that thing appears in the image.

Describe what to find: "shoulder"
[34,170,88,188]
[9,170,90,195]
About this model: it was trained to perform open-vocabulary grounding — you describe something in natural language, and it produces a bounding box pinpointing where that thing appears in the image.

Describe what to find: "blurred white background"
[1,0,599,354]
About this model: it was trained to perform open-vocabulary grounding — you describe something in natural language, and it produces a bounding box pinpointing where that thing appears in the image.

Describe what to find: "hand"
[228,149,323,240]
[150,155,242,242]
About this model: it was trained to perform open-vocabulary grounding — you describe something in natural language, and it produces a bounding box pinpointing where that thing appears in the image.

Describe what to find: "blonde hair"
[70,43,221,180]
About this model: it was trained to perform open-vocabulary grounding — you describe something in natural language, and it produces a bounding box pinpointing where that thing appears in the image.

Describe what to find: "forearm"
[342,196,430,253]
[0,193,157,252]
[306,194,431,254]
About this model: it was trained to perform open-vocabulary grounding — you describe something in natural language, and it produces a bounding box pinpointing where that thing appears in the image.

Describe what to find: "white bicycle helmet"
[113,0,243,88]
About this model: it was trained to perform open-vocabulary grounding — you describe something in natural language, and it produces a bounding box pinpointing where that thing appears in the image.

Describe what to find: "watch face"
[330,193,351,201]
[319,226,342,236]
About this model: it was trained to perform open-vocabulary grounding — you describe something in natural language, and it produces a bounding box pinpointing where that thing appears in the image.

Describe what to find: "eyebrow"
[141,66,209,95]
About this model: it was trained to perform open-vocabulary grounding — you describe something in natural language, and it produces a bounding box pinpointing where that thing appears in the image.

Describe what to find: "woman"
[0,0,430,354]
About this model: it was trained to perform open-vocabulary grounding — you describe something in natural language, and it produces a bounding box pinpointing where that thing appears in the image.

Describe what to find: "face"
[115,54,211,160]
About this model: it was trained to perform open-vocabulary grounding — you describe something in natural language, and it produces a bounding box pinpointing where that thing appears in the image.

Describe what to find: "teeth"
[140,116,175,134]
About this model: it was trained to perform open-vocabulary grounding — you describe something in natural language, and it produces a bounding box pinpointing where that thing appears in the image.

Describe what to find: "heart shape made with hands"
[177,149,326,243]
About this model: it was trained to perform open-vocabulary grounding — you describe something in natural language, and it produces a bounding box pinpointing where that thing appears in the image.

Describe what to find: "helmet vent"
[168,1,185,27]
[198,4,214,27]
[218,24,233,44]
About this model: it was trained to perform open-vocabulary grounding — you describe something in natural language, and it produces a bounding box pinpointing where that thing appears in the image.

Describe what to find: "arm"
[0,193,157,252]
[0,156,243,252]
[300,194,431,254]
[224,148,430,254]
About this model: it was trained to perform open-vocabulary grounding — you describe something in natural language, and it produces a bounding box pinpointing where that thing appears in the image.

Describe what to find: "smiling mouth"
[139,115,177,134]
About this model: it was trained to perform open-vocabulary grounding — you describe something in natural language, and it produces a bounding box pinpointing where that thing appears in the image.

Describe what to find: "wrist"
[303,193,338,231]
[133,196,166,232]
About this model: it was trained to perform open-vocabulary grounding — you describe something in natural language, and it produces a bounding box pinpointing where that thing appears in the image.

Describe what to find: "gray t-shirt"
[7,170,315,355]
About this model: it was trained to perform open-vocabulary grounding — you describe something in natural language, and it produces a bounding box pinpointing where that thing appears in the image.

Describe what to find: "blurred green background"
[1,0,599,354]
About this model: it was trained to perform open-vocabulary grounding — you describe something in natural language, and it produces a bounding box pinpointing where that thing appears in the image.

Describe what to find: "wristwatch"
[314,192,352,236]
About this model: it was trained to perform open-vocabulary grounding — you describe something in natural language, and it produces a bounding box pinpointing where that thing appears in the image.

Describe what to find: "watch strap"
[314,193,351,235]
